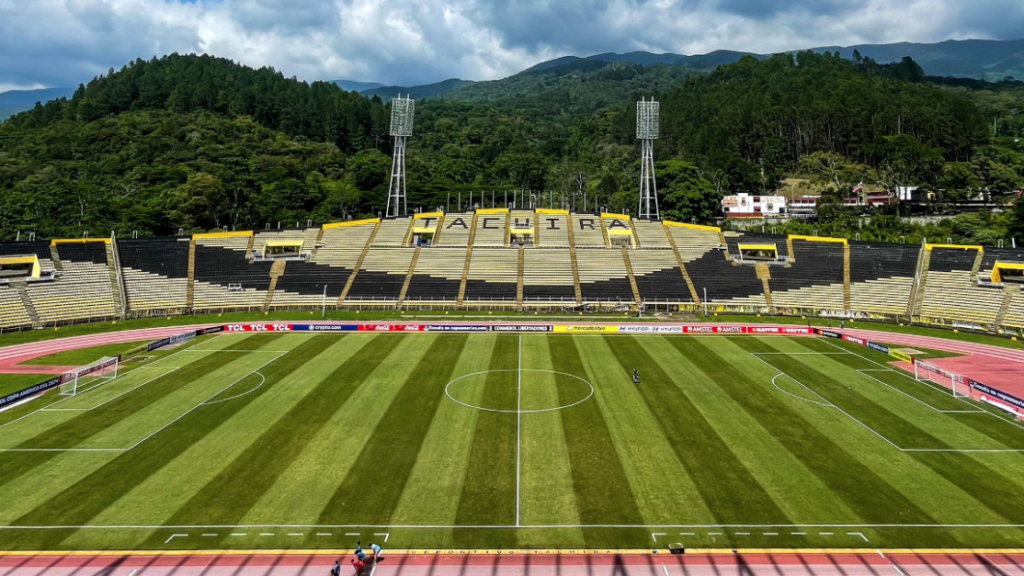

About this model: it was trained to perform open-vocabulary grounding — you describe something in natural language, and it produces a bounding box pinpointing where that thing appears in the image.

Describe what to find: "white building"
[722,193,787,218]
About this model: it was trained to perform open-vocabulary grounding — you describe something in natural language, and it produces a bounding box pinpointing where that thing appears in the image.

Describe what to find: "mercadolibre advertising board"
[553,325,620,333]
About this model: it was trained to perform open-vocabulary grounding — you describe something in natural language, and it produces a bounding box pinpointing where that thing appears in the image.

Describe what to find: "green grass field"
[2,332,1024,551]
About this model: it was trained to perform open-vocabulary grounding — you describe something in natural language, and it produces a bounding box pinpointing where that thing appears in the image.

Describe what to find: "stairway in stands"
[186,239,197,310]
[48,245,63,274]
[12,281,41,326]
[397,247,422,307]
[755,263,774,310]
[457,213,479,306]
[908,245,931,318]
[516,246,525,309]
[263,260,287,311]
[339,221,381,304]
[995,284,1017,328]
[567,215,583,304]
[105,242,126,317]
[621,248,642,306]
[843,244,852,312]
[664,227,701,304]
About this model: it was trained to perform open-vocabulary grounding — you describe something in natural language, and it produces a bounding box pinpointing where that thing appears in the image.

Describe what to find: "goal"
[59,356,119,396]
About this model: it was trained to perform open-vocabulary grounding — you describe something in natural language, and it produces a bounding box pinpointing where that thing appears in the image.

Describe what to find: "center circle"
[445,369,594,413]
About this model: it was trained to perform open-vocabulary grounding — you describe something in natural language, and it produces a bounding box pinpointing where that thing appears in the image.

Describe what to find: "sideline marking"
[3,522,1024,530]
[164,534,187,544]
[651,533,666,542]
[374,532,390,543]
[516,334,522,528]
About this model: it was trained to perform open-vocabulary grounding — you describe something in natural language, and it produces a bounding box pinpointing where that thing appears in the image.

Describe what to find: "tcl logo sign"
[225,324,291,332]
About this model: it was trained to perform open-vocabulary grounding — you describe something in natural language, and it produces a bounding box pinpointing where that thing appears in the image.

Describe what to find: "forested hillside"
[1,52,1023,243]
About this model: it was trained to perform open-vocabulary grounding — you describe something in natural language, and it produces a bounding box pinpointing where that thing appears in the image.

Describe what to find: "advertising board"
[553,325,620,333]
[491,325,553,332]
[617,325,684,334]
[0,376,60,409]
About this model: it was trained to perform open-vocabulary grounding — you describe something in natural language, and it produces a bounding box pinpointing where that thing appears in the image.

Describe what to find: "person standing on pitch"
[355,541,367,562]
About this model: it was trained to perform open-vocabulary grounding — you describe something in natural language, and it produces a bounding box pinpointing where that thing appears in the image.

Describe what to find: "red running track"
[2,552,1024,576]
[839,328,1024,397]
[0,326,216,373]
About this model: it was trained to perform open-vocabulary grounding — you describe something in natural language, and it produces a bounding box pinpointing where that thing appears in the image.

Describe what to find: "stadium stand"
[0,210,1023,327]
[633,221,671,248]
[435,213,474,246]
[313,221,377,269]
[473,211,508,247]
[118,237,190,313]
[535,211,571,247]
[1005,289,1024,328]
[345,248,415,302]
[629,249,692,303]
[770,240,845,312]
[576,249,633,302]
[573,215,607,247]
[522,249,576,303]
[404,247,466,302]
[686,250,765,304]
[192,234,272,311]
[270,261,350,307]
[23,241,119,324]
[666,224,722,262]
[463,248,518,302]
[253,228,319,255]
[371,218,412,246]
[917,247,1002,327]
[602,214,635,248]
[848,242,917,317]
[0,285,32,329]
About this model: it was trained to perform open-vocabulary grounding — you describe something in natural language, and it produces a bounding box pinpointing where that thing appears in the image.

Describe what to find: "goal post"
[60,356,119,396]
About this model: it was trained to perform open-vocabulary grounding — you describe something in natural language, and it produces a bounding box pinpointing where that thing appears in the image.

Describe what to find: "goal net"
[60,356,119,396]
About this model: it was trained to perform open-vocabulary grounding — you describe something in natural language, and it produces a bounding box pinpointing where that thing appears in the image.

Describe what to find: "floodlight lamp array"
[636,99,659,140]
[390,96,415,137]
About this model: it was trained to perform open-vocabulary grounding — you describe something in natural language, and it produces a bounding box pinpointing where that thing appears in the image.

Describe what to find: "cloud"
[0,0,1022,91]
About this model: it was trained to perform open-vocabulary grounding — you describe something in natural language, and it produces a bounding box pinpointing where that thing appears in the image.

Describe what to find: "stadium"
[2,81,1024,576]
[1,208,1024,560]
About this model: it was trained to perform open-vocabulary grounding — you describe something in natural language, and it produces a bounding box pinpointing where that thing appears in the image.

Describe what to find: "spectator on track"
[351,559,364,576]
[332,560,341,576]
[355,541,367,561]
[371,543,383,562]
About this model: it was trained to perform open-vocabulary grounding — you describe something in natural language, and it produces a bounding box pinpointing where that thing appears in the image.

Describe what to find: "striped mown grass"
[2,332,1024,550]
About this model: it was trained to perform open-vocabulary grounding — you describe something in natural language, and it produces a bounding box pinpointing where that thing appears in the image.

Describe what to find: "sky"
[1,0,1023,92]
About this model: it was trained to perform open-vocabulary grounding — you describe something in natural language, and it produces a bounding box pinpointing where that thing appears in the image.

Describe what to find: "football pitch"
[3,331,1024,551]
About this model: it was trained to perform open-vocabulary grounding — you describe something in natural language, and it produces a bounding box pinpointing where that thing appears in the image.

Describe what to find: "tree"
[658,160,720,224]
[869,135,943,195]
[938,162,981,202]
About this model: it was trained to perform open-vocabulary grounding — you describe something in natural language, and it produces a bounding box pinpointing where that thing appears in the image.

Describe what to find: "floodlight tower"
[637,97,660,219]
[387,95,415,217]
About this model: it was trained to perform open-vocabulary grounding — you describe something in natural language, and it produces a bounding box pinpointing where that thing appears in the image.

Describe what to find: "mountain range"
[339,38,1024,102]
[4,37,1024,118]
